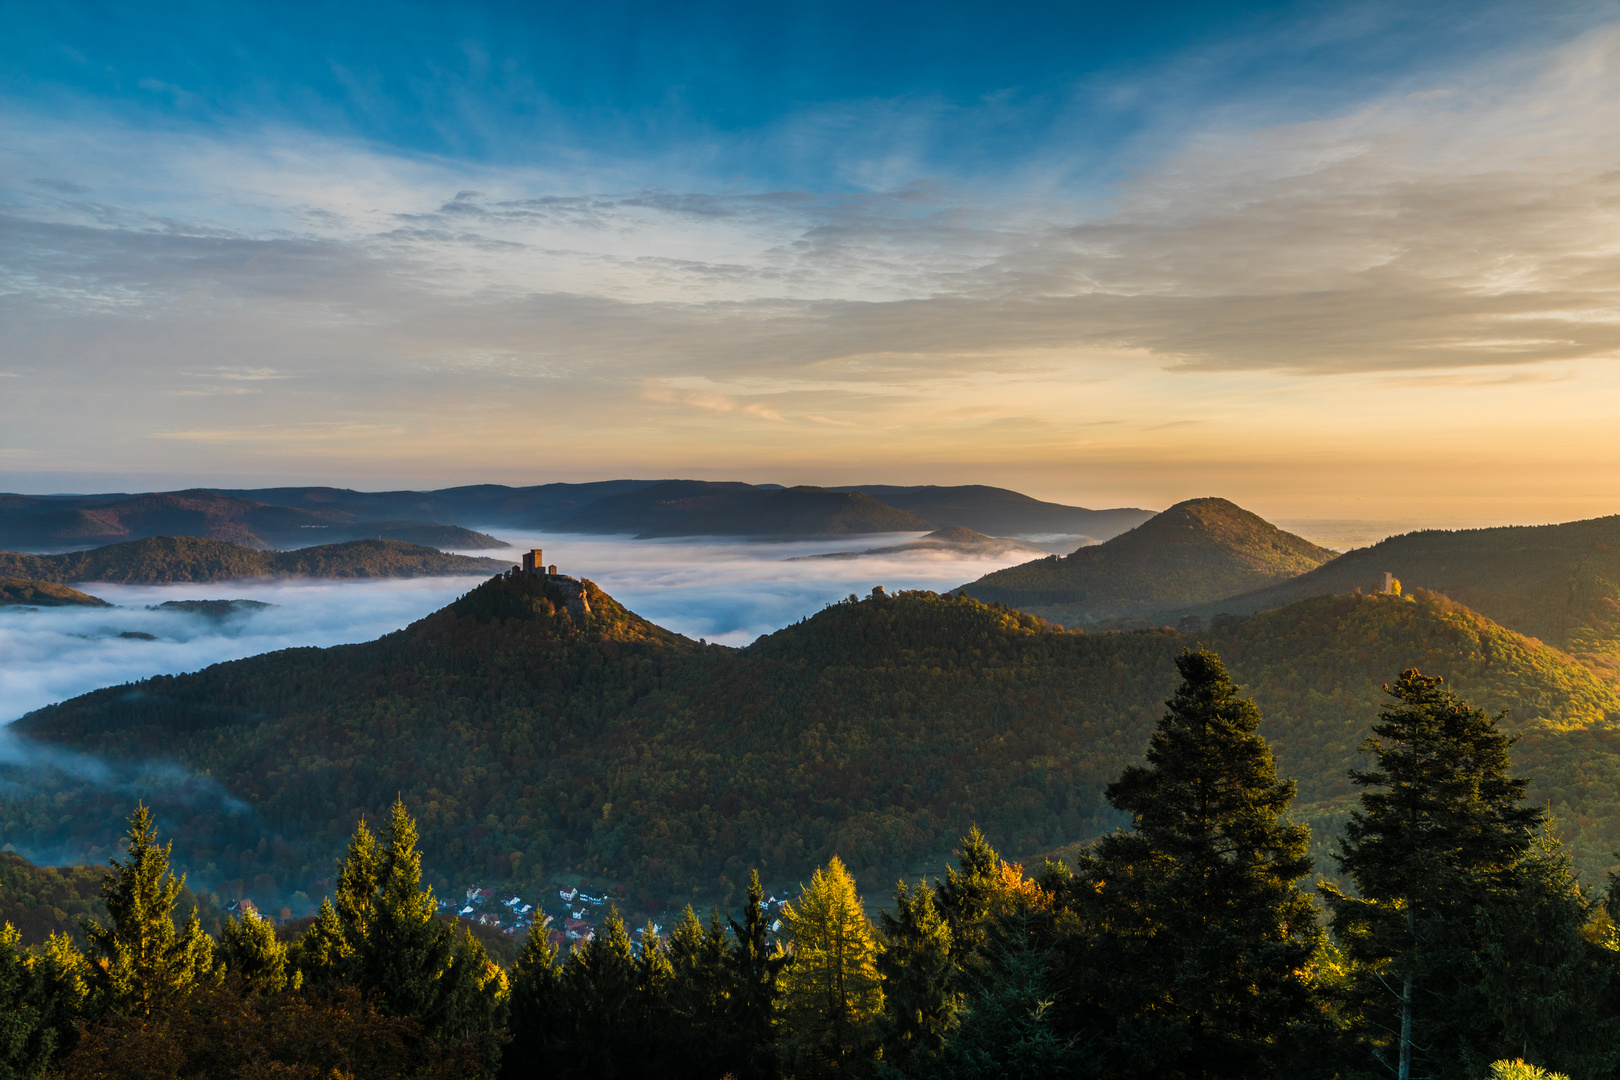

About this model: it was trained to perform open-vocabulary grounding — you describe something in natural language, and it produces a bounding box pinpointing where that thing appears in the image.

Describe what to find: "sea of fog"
[0,531,1056,724]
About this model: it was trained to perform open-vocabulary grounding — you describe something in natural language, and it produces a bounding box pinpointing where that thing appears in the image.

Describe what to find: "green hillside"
[0,578,109,607]
[1165,512,1620,682]
[0,849,107,947]
[9,572,1620,910]
[959,497,1335,624]
[0,536,512,584]
[637,485,934,538]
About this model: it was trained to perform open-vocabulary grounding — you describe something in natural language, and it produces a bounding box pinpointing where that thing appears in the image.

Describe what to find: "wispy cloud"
[2,14,1619,515]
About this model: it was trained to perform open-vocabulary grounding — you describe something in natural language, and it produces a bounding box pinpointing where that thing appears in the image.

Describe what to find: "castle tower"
[522,549,544,574]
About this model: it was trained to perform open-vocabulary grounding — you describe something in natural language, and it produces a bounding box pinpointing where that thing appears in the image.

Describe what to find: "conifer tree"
[778,856,884,1077]
[83,804,215,1019]
[1323,671,1552,1080]
[557,907,643,1078]
[665,906,734,1078]
[301,814,381,984]
[501,919,562,1080]
[939,904,1074,1079]
[1,922,60,1080]
[728,869,786,1080]
[931,828,999,970]
[877,879,958,1071]
[361,799,455,1024]
[218,908,300,995]
[300,801,503,1046]
[1067,648,1322,1080]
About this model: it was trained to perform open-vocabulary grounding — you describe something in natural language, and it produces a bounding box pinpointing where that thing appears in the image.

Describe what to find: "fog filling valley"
[0,530,1051,725]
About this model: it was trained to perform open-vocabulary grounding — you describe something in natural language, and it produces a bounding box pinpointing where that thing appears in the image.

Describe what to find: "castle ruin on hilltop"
[516,548,592,615]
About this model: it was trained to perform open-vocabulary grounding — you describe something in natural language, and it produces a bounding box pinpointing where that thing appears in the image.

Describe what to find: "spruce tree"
[301,814,381,985]
[501,920,562,1080]
[666,906,735,1078]
[558,907,642,1078]
[1,922,59,1080]
[877,879,958,1071]
[361,799,455,1025]
[777,856,884,1077]
[1323,671,1551,1080]
[218,908,299,995]
[728,869,786,1080]
[299,801,502,1046]
[931,828,999,971]
[1067,648,1322,1080]
[83,804,215,1019]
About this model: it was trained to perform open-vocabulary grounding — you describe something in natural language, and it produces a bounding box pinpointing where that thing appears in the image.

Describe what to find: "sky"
[2,0,1619,523]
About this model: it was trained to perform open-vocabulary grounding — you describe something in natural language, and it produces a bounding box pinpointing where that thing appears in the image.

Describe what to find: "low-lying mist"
[2,532,1041,723]
[0,532,1042,889]
[465,530,1045,646]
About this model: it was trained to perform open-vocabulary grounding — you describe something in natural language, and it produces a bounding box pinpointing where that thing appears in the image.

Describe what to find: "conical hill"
[958,497,1334,624]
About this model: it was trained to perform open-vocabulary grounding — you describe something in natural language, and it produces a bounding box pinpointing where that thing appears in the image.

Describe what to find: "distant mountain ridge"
[0,537,512,584]
[959,497,1335,624]
[0,481,1153,547]
[636,486,934,538]
[0,490,506,552]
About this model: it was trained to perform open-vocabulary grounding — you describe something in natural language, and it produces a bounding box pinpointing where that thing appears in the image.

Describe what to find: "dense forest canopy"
[9,571,1618,916]
[1157,512,1620,685]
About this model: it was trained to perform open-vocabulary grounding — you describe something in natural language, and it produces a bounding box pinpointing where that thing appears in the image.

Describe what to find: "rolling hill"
[0,537,512,584]
[957,497,1335,624]
[0,490,506,551]
[834,485,1152,539]
[9,569,1620,914]
[0,578,109,607]
[1151,512,1620,683]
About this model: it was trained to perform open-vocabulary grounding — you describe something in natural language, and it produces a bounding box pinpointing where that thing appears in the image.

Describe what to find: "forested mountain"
[0,579,108,607]
[9,571,1619,916]
[1158,512,1620,684]
[0,490,506,551]
[957,497,1335,624]
[0,537,512,584]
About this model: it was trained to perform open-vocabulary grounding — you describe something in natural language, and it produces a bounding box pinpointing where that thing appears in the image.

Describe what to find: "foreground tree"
[876,879,957,1073]
[777,856,884,1078]
[1066,648,1324,1079]
[301,801,504,1046]
[1323,671,1595,1080]
[218,907,299,996]
[728,869,787,1080]
[83,804,216,1020]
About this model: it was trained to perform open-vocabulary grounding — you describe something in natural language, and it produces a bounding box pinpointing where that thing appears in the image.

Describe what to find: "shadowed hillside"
[0,536,512,584]
[10,572,1620,910]
[958,497,1334,624]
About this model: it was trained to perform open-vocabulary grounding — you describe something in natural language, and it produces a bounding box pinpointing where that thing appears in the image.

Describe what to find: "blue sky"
[2,1,1620,521]
[7,1,1589,186]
